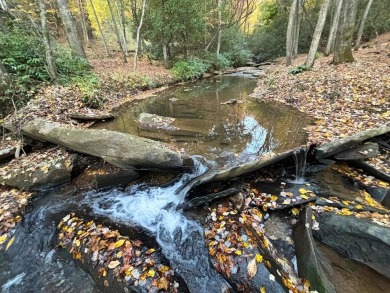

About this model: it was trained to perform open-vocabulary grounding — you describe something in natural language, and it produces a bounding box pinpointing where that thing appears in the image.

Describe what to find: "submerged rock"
[22,119,190,171]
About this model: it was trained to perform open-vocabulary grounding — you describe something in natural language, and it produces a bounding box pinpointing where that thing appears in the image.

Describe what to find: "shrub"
[171,58,209,80]
[288,64,308,75]
[203,53,231,71]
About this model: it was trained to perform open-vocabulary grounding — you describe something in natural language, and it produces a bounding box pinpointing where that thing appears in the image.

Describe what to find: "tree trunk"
[39,0,58,81]
[163,44,168,67]
[56,0,88,60]
[306,0,331,69]
[354,0,373,50]
[216,0,222,55]
[0,62,7,82]
[333,0,358,64]
[88,0,110,56]
[325,0,343,56]
[114,0,128,56]
[134,0,146,72]
[286,0,299,66]
[77,0,90,45]
[293,0,302,57]
[107,0,127,62]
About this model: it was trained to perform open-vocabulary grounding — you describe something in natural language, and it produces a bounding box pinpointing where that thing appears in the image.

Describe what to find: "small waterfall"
[292,147,308,184]
[83,156,231,292]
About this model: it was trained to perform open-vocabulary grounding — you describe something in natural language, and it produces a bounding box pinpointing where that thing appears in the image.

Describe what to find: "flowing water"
[0,76,312,292]
[291,147,308,184]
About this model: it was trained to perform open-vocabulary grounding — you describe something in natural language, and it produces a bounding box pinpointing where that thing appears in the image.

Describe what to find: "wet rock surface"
[22,119,190,171]
[313,212,390,278]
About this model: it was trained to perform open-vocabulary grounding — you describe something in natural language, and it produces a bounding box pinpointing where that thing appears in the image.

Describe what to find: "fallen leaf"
[247,258,257,279]
[108,260,121,269]
[6,236,15,251]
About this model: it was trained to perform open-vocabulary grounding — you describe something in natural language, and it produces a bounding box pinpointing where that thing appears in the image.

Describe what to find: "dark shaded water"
[98,76,309,167]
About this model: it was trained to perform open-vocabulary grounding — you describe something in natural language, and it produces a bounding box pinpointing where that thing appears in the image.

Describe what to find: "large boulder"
[313,212,390,278]
[22,119,190,171]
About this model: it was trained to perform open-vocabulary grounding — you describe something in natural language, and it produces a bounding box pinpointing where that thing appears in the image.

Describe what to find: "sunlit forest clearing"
[0,1,390,293]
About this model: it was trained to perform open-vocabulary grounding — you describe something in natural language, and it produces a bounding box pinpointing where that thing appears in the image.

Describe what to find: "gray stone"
[314,212,390,278]
[333,142,379,161]
[137,113,204,139]
[1,154,76,191]
[22,119,190,171]
[0,147,15,161]
[293,207,336,293]
[67,113,115,121]
[316,127,390,160]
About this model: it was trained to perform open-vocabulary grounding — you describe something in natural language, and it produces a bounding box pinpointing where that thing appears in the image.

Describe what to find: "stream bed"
[1,76,389,293]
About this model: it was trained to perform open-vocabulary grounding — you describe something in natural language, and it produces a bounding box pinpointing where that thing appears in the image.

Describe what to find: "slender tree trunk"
[107,0,127,62]
[77,0,89,45]
[306,0,331,68]
[293,0,302,57]
[333,0,358,64]
[325,0,343,56]
[216,0,222,55]
[56,0,88,60]
[286,0,298,66]
[39,0,58,81]
[354,0,373,50]
[0,63,7,82]
[114,0,128,56]
[163,44,168,66]
[88,0,110,56]
[134,0,146,72]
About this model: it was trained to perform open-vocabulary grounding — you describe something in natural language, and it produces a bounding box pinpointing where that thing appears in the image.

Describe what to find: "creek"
[1,76,388,292]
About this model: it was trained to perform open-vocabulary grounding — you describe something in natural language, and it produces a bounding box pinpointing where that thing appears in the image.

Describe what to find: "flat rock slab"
[316,127,390,160]
[1,153,75,191]
[67,113,115,121]
[22,119,190,171]
[0,147,15,161]
[314,212,390,278]
[333,142,379,161]
[293,207,336,293]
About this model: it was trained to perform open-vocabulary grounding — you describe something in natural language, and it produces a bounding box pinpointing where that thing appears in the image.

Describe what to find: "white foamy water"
[83,158,229,292]
[2,273,26,292]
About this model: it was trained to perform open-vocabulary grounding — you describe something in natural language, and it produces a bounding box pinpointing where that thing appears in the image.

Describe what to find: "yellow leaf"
[247,258,257,279]
[6,236,15,251]
[270,195,278,201]
[355,204,363,209]
[291,208,300,216]
[299,188,308,194]
[0,234,7,245]
[115,239,125,248]
[301,194,309,200]
[108,260,121,269]
[255,254,263,263]
[260,286,266,293]
[235,250,242,255]
[147,269,155,278]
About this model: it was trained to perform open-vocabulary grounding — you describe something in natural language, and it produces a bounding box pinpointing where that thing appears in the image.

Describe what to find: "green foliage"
[288,64,308,75]
[172,58,209,80]
[203,53,231,71]
[55,47,91,83]
[0,30,48,106]
[219,27,253,67]
[0,29,93,109]
[70,74,102,108]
